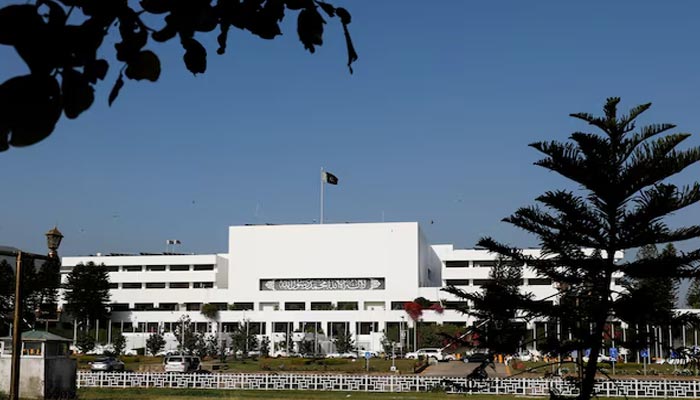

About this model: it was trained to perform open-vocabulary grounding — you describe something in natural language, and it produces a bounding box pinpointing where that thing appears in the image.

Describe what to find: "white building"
[60,222,623,353]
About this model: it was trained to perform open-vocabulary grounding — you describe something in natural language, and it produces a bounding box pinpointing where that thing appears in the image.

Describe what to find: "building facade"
[60,222,623,353]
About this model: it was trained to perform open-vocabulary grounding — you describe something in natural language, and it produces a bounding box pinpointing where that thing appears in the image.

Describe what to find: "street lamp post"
[4,227,63,400]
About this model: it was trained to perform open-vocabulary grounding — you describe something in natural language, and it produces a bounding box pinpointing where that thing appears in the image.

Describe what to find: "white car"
[404,348,449,361]
[326,352,358,359]
[163,355,201,373]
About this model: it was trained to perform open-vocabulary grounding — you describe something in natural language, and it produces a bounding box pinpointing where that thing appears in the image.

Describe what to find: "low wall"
[77,371,700,398]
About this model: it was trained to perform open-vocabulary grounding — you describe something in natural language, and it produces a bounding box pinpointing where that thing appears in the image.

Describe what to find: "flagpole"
[320,167,324,224]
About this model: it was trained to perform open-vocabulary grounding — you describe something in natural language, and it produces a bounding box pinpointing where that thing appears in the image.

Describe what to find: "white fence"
[77,371,700,397]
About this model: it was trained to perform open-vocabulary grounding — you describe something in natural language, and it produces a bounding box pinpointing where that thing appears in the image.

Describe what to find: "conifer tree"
[474,98,700,399]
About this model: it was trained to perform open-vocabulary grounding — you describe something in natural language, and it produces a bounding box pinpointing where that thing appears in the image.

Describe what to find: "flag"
[323,171,339,185]
[166,239,181,245]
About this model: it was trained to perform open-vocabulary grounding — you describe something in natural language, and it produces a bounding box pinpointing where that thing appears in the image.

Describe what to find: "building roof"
[0,330,72,342]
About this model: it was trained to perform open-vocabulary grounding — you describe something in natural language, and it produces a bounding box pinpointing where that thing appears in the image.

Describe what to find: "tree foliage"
[0,257,60,332]
[76,332,96,353]
[200,303,219,320]
[146,331,166,356]
[616,244,680,341]
[333,329,355,353]
[112,333,126,356]
[474,98,700,399]
[229,321,258,358]
[174,315,198,354]
[443,256,530,354]
[62,261,111,323]
[0,0,357,152]
[688,278,700,309]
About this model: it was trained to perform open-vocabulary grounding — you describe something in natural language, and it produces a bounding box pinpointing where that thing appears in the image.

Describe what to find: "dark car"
[465,353,491,363]
[90,357,125,372]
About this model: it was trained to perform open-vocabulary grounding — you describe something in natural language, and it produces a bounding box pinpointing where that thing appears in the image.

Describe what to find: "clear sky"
[1,1,699,267]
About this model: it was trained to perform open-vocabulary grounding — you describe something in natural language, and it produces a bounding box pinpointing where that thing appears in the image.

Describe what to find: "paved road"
[421,360,509,377]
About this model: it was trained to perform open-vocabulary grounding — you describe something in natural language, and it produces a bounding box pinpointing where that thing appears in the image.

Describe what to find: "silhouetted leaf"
[0,5,43,45]
[297,7,324,53]
[217,23,230,55]
[317,1,335,17]
[195,5,218,32]
[342,23,358,74]
[62,68,94,119]
[285,0,312,10]
[335,7,351,25]
[140,0,171,14]
[182,38,207,75]
[152,23,177,42]
[0,74,61,149]
[108,74,124,106]
[83,59,109,84]
[125,50,161,81]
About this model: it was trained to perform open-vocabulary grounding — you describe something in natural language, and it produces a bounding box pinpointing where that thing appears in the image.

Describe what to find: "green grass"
[76,355,421,374]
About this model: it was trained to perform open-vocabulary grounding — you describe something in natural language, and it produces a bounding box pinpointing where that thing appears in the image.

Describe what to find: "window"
[169,282,189,289]
[273,322,292,333]
[328,322,349,337]
[123,266,142,272]
[110,303,128,311]
[302,322,322,333]
[445,279,470,286]
[528,278,552,286]
[474,261,496,268]
[157,303,177,311]
[147,322,159,333]
[108,283,119,289]
[146,265,166,271]
[146,282,166,289]
[445,261,469,268]
[390,301,408,310]
[221,322,239,332]
[210,302,228,311]
[356,322,379,335]
[248,322,266,335]
[106,266,119,272]
[336,301,358,310]
[122,282,142,289]
[169,265,190,271]
[194,322,209,332]
[443,301,466,310]
[193,282,214,288]
[186,303,202,311]
[310,302,333,310]
[472,279,492,286]
[285,302,305,311]
[230,302,254,311]
[193,264,214,271]
[23,342,42,356]
[134,303,153,311]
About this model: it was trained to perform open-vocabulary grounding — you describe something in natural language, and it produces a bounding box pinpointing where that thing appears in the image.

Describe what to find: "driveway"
[421,360,509,378]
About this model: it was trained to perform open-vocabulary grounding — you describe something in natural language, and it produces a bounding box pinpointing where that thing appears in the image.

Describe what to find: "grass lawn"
[76,355,421,374]
[511,360,698,378]
[77,388,508,400]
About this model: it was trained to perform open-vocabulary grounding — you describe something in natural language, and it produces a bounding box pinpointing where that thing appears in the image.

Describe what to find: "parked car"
[90,357,125,372]
[325,352,358,359]
[464,352,491,363]
[404,348,449,361]
[163,355,201,373]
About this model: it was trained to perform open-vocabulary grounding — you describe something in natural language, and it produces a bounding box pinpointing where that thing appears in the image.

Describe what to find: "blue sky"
[1,1,699,266]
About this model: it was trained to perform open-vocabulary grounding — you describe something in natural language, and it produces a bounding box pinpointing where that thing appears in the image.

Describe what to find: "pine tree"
[443,256,530,354]
[475,98,700,400]
[62,262,111,323]
[687,279,700,309]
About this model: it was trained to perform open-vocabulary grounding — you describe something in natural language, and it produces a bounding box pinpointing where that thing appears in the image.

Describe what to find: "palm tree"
[476,97,700,399]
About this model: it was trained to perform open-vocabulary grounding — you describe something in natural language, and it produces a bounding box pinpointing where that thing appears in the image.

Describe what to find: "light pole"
[3,227,63,400]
